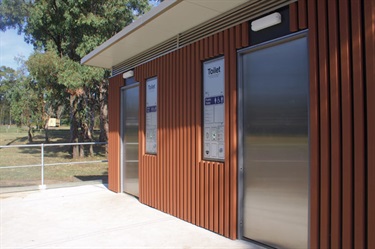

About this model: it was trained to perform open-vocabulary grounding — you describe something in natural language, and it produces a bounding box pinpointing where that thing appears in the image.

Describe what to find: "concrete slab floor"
[0,184,264,249]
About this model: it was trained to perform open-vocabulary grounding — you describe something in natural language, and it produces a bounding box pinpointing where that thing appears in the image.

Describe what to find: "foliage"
[26,50,69,122]
[0,66,16,125]
[0,0,31,33]
[7,77,41,127]
[0,66,16,101]
[23,0,150,59]
[0,60,44,141]
[0,0,152,156]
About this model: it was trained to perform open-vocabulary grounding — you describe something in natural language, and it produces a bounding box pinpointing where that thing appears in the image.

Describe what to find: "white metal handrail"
[0,142,108,189]
[0,141,107,148]
[1,160,108,169]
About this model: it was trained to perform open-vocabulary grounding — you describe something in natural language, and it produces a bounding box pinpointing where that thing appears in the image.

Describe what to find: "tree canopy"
[1,0,151,58]
[0,0,152,156]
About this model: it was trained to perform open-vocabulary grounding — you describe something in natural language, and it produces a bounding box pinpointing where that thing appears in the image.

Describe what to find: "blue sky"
[0,29,34,70]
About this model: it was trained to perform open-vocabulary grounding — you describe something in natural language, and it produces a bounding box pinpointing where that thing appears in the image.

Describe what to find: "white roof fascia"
[81,0,249,69]
[81,0,180,68]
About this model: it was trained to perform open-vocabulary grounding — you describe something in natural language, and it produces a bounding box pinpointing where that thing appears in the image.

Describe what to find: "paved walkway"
[1,184,264,249]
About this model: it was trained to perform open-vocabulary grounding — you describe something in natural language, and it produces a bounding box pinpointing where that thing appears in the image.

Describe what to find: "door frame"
[120,83,140,194]
[237,30,310,242]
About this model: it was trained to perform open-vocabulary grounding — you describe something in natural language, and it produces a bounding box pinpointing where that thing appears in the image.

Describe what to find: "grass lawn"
[0,125,108,188]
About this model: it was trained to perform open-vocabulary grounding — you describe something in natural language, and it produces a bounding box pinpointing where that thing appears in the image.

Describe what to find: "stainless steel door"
[121,84,139,197]
[239,34,309,248]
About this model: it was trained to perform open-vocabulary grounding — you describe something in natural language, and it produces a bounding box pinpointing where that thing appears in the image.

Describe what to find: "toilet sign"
[146,77,157,154]
[203,57,225,161]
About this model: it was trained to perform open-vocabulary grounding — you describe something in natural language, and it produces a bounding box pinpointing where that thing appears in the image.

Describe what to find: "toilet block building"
[82,0,374,248]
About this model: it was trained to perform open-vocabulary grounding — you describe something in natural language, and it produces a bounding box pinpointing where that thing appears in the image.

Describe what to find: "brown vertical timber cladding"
[241,22,249,47]
[172,51,177,215]
[298,0,308,29]
[181,47,185,220]
[182,47,186,219]
[214,163,219,233]
[223,28,231,238]
[328,1,342,248]
[107,74,124,193]
[218,23,227,237]
[351,1,366,248]
[158,56,163,212]
[365,0,375,248]
[339,0,354,248]
[177,49,181,219]
[306,0,321,247]
[105,0,374,244]
[297,0,372,247]
[317,0,331,247]
[191,43,196,225]
[209,164,214,231]
[159,56,163,212]
[165,53,170,214]
[186,44,192,223]
[131,22,248,239]
[290,2,299,32]
[219,158,225,235]
[153,60,158,209]
[196,42,203,226]
[165,54,170,214]
[199,159,205,228]
[183,46,188,221]
[205,161,209,229]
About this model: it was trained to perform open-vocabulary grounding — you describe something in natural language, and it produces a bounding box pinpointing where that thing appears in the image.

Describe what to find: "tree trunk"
[99,80,108,156]
[69,94,79,158]
[80,143,85,157]
[27,125,33,142]
[79,122,86,158]
[99,80,108,142]
[44,120,49,143]
[88,131,94,156]
[88,109,95,157]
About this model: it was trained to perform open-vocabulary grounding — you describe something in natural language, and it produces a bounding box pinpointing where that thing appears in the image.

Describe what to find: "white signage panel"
[203,57,225,161]
[146,77,157,154]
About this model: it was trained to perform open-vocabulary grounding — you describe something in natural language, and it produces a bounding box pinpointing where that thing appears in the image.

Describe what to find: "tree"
[0,66,17,125]
[0,60,43,142]
[26,50,68,142]
[1,0,151,157]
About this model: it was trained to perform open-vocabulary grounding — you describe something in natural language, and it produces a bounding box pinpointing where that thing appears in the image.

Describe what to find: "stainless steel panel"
[121,85,139,197]
[241,35,309,249]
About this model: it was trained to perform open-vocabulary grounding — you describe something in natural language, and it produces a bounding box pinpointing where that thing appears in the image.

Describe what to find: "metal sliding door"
[239,33,309,248]
[121,83,139,197]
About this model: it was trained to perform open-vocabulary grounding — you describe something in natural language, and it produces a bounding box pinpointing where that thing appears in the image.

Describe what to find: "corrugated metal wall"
[133,23,249,240]
[290,0,374,248]
[107,0,374,245]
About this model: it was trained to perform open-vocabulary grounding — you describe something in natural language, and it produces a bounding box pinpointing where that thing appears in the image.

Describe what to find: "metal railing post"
[39,143,46,190]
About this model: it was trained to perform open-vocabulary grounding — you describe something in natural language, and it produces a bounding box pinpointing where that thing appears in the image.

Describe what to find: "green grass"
[0,125,108,188]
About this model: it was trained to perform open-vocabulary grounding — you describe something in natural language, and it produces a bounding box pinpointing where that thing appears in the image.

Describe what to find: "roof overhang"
[81,0,250,69]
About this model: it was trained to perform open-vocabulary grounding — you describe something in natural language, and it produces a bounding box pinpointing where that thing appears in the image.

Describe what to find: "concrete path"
[1,184,264,249]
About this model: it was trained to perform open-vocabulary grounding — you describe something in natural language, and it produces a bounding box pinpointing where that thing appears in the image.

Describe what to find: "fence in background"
[0,142,108,192]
